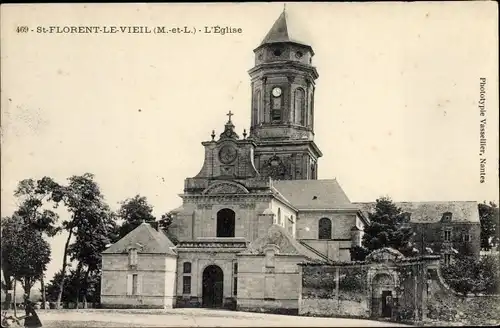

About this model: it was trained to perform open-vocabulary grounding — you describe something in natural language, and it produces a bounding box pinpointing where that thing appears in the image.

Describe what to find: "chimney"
[150,221,159,231]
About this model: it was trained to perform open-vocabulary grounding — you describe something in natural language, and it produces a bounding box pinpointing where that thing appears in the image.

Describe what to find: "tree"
[1,216,51,300]
[478,202,500,251]
[45,268,104,307]
[41,173,114,309]
[350,245,370,261]
[158,212,178,245]
[11,178,61,308]
[67,203,117,308]
[361,197,416,258]
[117,195,155,238]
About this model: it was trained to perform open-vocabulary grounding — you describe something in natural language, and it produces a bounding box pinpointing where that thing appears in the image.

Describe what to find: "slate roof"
[103,222,177,255]
[240,224,326,262]
[259,10,313,50]
[272,179,359,211]
[353,201,480,223]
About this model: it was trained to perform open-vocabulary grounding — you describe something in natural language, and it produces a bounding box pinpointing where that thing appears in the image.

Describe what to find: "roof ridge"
[353,200,479,204]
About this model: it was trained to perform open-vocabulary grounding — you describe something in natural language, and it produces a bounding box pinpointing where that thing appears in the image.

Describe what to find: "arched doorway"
[202,265,224,308]
[217,209,235,237]
[371,273,396,318]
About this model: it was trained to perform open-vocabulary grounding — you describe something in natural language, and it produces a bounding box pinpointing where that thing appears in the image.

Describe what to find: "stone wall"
[299,259,428,322]
[237,254,302,314]
[299,265,370,318]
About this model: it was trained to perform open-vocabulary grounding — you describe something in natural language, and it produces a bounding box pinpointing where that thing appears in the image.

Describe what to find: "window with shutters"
[182,262,192,294]
[132,274,138,295]
[182,276,191,294]
[443,229,452,242]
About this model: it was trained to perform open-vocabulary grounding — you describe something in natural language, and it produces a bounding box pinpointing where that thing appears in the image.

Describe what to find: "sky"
[1,2,498,283]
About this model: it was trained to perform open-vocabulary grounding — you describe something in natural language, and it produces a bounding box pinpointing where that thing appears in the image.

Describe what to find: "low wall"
[300,292,369,318]
[299,265,370,319]
[237,298,298,315]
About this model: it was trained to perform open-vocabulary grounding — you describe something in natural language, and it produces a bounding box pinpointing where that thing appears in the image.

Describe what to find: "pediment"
[202,181,250,195]
[366,247,405,263]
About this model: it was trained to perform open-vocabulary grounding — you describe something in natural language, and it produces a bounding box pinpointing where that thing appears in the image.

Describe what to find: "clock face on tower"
[272,87,282,97]
[219,145,237,164]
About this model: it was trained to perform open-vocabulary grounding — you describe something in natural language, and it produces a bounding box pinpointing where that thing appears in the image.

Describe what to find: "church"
[100,8,480,314]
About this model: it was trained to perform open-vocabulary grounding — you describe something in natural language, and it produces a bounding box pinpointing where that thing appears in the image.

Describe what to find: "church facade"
[101,10,368,313]
[100,9,480,314]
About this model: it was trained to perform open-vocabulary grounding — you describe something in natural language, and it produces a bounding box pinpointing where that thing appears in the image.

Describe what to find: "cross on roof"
[227,110,234,122]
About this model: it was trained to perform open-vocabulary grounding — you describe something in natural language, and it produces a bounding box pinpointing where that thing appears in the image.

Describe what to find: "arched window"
[318,217,332,240]
[217,208,236,237]
[253,90,261,125]
[294,88,305,125]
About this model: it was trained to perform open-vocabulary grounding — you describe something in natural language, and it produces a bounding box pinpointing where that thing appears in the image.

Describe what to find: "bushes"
[441,254,499,296]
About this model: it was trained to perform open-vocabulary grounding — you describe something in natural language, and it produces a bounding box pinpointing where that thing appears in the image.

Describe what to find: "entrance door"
[381,290,393,318]
[202,265,224,308]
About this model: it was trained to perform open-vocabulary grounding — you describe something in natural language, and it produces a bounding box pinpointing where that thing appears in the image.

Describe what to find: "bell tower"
[248,8,322,180]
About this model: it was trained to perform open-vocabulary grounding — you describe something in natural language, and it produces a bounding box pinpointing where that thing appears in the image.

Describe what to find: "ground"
[4,308,410,327]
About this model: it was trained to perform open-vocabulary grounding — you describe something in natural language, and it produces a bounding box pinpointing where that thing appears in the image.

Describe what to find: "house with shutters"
[354,201,481,265]
[101,222,177,308]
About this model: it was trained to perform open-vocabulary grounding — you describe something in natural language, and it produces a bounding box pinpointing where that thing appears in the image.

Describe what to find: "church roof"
[353,201,480,223]
[258,10,313,51]
[240,224,326,262]
[103,222,177,256]
[272,179,359,210]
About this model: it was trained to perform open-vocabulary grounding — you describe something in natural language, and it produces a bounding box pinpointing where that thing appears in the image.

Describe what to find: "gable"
[241,224,326,262]
[103,222,177,256]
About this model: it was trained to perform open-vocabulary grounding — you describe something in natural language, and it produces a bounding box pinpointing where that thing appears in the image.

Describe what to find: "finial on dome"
[211,130,216,141]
